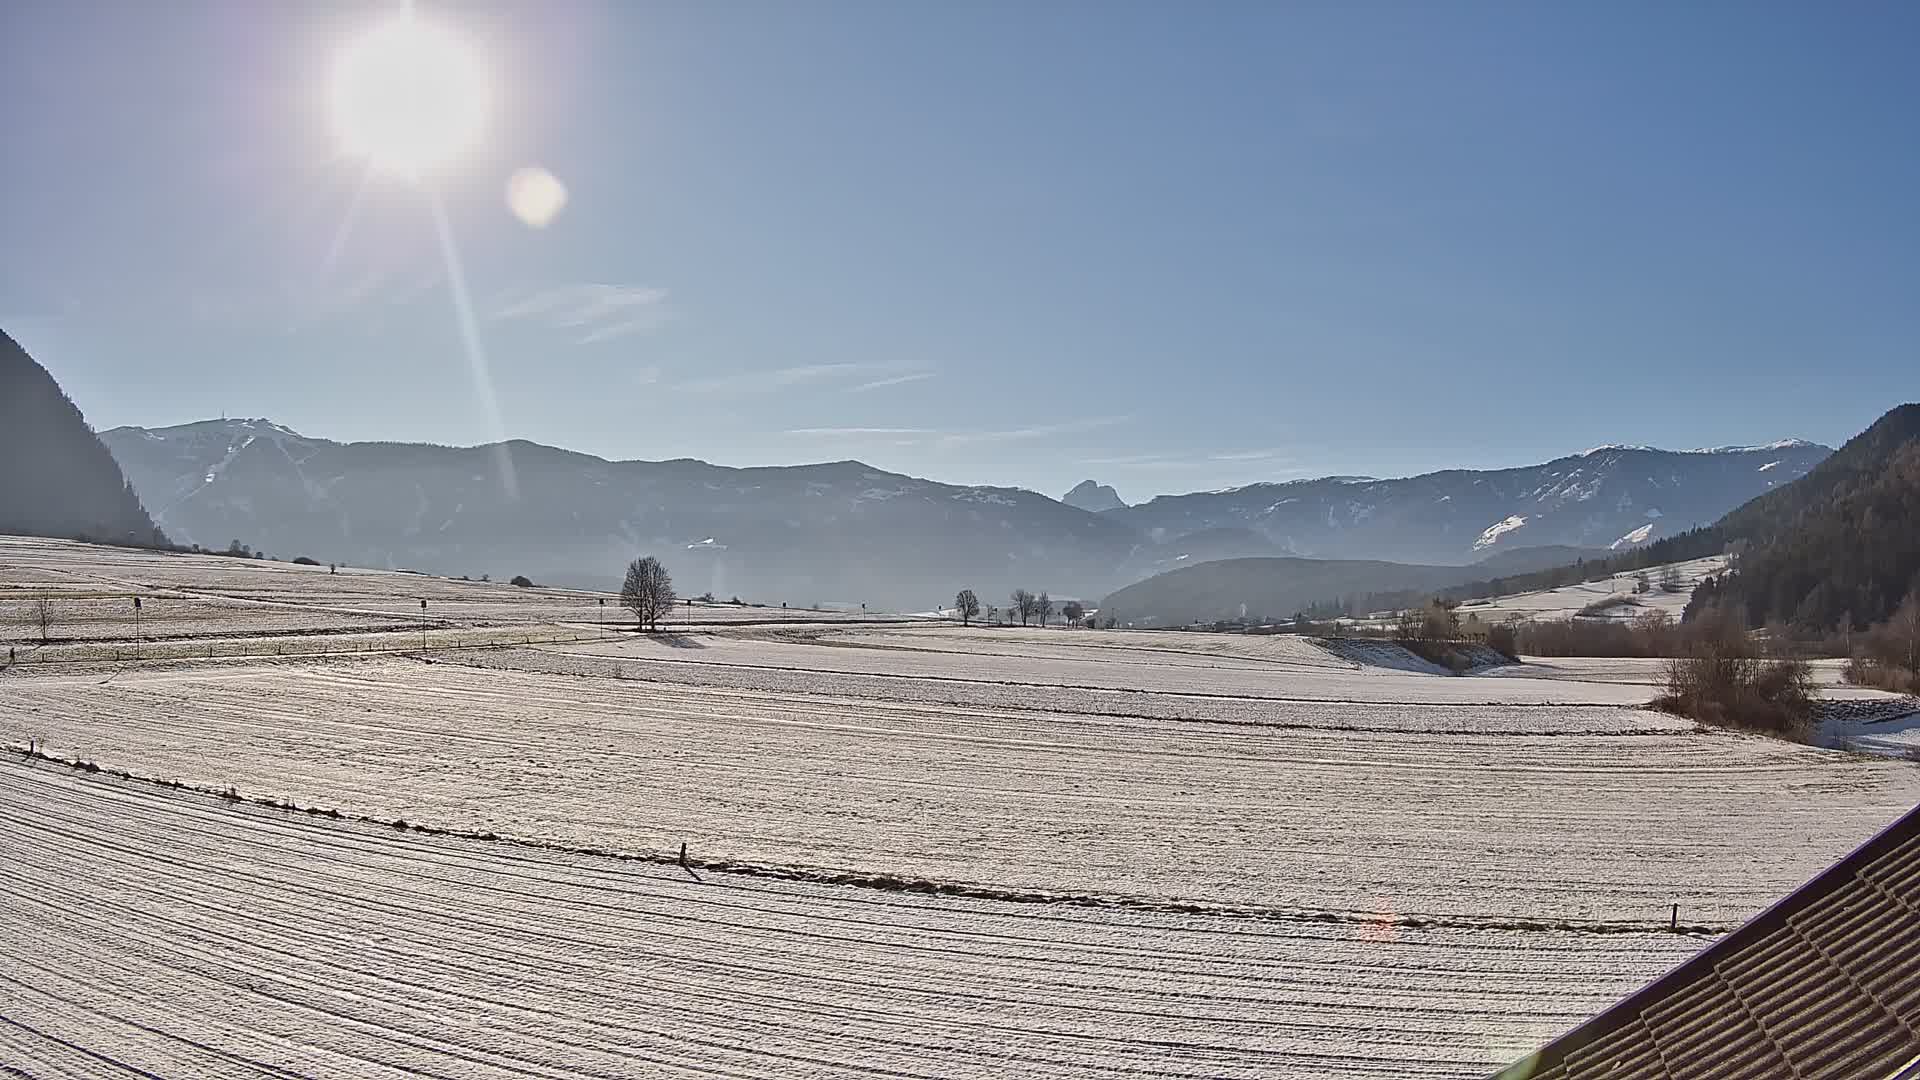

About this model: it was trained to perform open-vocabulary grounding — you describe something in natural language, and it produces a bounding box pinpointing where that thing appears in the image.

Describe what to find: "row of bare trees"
[951,588,1085,628]
[1845,589,1920,693]
[1009,589,1049,627]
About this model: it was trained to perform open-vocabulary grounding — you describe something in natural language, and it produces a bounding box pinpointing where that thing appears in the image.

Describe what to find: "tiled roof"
[1494,803,1920,1080]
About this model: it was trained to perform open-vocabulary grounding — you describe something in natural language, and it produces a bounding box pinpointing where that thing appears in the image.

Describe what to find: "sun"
[330,15,488,177]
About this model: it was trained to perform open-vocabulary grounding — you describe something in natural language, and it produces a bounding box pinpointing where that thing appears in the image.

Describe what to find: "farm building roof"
[1493,801,1920,1079]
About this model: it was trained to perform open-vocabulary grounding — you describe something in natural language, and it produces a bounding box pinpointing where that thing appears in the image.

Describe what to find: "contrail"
[428,188,519,500]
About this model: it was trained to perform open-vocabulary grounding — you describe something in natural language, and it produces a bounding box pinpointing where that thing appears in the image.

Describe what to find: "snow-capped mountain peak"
[1686,438,1819,454]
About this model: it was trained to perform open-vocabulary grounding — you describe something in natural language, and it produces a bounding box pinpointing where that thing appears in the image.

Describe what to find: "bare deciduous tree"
[1036,592,1053,628]
[1658,565,1685,594]
[954,589,980,626]
[1009,588,1035,627]
[33,598,53,644]
[1870,589,1920,677]
[621,556,675,631]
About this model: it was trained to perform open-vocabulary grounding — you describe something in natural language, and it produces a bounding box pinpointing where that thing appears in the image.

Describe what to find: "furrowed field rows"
[0,594,414,642]
[0,762,1699,1079]
[6,658,1915,923]
[546,633,1659,706]
[791,626,1369,672]
[455,646,1693,734]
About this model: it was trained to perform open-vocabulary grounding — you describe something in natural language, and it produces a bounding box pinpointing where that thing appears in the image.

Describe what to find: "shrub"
[1844,656,1920,695]
[291,556,320,566]
[1486,623,1519,661]
[1655,643,1814,737]
[510,575,534,588]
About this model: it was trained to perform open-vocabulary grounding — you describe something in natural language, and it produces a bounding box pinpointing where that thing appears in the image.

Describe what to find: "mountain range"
[1105,403,1920,631]
[100,419,1137,610]
[98,415,1830,610]
[1099,440,1829,564]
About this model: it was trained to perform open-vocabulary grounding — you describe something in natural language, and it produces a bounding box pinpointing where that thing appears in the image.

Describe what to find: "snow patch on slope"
[1473,515,1527,550]
[1611,523,1656,549]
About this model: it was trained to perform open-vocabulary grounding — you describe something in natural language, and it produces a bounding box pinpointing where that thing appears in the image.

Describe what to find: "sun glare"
[330,16,487,177]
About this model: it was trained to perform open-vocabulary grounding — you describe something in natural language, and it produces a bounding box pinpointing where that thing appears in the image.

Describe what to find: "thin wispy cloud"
[1209,447,1294,462]
[679,362,869,394]
[490,282,671,344]
[937,415,1129,447]
[1075,446,1305,473]
[786,427,934,437]
[780,416,1128,449]
[678,362,933,396]
[1077,452,1186,467]
[848,371,937,393]
[574,316,664,345]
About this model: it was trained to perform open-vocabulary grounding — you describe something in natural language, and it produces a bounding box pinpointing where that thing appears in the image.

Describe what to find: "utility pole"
[599,597,606,637]
[132,595,142,660]
[419,598,428,653]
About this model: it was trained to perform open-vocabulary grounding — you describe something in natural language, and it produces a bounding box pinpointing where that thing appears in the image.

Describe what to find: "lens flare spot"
[507,167,568,228]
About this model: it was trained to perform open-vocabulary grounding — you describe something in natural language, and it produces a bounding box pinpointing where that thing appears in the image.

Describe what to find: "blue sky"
[4,1,1916,502]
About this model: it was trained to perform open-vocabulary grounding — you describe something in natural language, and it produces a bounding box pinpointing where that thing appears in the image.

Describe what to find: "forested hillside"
[0,329,164,547]
[1690,405,1920,631]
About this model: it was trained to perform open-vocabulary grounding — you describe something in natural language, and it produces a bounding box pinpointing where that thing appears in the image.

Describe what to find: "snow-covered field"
[0,761,1700,1078]
[550,628,1659,705]
[1449,555,1729,624]
[8,648,1918,925]
[4,536,1920,1077]
[0,536,925,663]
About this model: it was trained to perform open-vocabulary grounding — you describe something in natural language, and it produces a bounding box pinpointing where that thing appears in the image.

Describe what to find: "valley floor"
[5,536,1920,1077]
